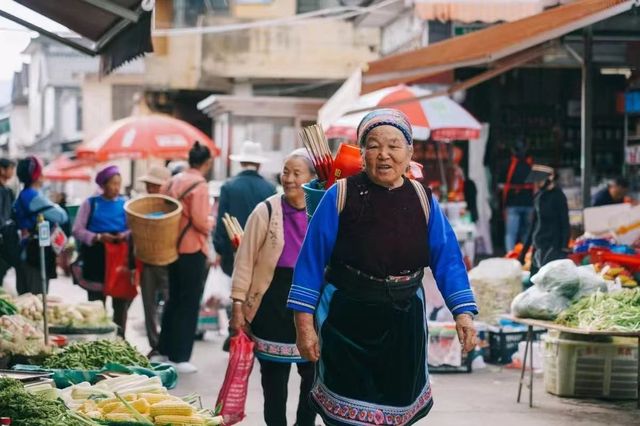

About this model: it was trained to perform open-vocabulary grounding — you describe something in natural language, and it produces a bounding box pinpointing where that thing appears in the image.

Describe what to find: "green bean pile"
[556,288,640,332]
[43,340,151,370]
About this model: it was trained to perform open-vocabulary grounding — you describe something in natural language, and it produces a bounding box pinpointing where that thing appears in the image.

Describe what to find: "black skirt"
[250,267,306,363]
[311,265,433,426]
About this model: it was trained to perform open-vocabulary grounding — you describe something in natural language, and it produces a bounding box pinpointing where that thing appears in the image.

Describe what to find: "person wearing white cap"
[213,141,276,278]
[137,165,172,356]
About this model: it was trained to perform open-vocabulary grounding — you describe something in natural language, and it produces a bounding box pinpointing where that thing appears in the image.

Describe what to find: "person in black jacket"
[0,158,15,286]
[519,165,570,275]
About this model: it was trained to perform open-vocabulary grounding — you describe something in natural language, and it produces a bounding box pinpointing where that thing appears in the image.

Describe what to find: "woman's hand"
[229,302,247,333]
[455,313,477,353]
[294,312,320,362]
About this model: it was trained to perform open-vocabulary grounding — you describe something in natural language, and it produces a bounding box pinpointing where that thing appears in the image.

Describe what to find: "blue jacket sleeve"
[288,185,339,313]
[428,197,478,316]
[29,194,68,225]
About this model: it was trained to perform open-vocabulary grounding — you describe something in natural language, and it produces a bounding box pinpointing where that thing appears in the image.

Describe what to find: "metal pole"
[37,215,49,346]
[581,26,594,208]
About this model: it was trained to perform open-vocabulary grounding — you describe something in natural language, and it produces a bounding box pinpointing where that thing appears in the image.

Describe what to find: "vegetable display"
[43,340,151,370]
[61,375,224,425]
[0,315,49,356]
[555,288,640,332]
[0,378,98,426]
[13,293,111,328]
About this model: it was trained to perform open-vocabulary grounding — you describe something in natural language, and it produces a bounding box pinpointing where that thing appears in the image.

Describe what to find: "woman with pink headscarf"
[73,165,132,337]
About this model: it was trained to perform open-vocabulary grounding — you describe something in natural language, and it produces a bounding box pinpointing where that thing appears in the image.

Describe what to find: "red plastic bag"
[103,242,138,300]
[216,331,255,425]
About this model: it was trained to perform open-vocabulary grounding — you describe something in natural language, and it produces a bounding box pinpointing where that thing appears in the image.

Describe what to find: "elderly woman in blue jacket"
[287,109,478,426]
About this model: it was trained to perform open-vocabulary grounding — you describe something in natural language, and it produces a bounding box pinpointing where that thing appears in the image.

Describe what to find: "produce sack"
[530,259,580,298]
[468,258,523,324]
[103,242,138,300]
[511,285,569,320]
[216,331,255,425]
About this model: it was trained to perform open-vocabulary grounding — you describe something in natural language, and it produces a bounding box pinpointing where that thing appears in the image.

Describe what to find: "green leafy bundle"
[556,288,640,332]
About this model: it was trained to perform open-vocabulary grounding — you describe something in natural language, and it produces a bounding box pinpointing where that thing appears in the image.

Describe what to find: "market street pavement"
[4,269,638,426]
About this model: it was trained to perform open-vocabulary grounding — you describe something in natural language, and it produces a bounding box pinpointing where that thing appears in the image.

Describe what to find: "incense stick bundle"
[299,124,333,185]
[222,213,243,249]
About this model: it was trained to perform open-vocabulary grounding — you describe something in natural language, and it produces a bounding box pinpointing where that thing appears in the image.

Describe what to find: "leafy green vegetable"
[0,298,18,316]
[0,378,99,426]
[43,340,150,370]
[556,288,640,331]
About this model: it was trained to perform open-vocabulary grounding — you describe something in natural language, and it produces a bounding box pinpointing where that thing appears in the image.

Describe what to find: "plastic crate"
[543,334,638,400]
[486,323,546,365]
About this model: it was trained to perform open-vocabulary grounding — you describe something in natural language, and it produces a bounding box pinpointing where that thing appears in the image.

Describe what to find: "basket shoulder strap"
[336,179,347,214]
[176,180,206,249]
[410,180,431,226]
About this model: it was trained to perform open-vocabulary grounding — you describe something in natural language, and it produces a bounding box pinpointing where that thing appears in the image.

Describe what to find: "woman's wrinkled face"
[362,125,412,188]
[281,157,313,201]
[103,174,122,199]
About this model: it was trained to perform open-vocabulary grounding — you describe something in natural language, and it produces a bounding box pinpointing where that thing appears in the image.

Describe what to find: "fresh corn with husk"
[154,414,205,425]
[150,400,195,417]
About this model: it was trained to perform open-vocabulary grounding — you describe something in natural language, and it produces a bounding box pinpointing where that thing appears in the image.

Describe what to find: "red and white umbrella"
[325,85,481,142]
[76,114,220,161]
[43,155,93,182]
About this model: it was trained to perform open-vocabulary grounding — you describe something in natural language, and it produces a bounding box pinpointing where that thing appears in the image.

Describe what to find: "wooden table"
[506,316,640,408]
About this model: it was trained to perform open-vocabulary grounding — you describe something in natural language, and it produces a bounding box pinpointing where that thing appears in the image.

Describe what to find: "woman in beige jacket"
[230,148,316,426]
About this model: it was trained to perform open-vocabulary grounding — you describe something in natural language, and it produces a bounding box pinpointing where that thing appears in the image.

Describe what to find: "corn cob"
[105,412,136,421]
[154,414,205,425]
[138,392,180,404]
[101,401,124,414]
[150,400,195,417]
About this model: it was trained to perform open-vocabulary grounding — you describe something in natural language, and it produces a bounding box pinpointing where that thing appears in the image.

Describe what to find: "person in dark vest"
[519,165,570,275]
[288,109,477,426]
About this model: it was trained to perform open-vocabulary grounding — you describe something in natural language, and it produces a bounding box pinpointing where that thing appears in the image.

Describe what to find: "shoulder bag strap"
[265,199,272,221]
[176,180,206,248]
[410,180,431,226]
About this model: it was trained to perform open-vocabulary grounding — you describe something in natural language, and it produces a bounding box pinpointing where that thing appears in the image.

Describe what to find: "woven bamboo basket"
[125,195,183,266]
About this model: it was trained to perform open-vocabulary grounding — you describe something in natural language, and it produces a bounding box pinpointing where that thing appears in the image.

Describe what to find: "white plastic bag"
[575,265,607,298]
[511,285,569,320]
[530,259,580,298]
